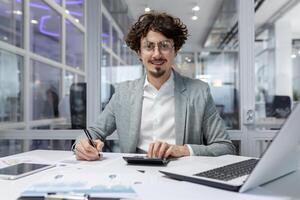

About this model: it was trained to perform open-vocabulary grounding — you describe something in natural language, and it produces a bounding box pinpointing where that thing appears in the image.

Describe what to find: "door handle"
[244,109,255,125]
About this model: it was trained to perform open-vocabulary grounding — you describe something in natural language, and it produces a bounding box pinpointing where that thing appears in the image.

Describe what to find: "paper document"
[20,169,141,199]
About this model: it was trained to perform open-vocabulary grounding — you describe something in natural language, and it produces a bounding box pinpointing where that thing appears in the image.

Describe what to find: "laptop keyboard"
[194,159,259,181]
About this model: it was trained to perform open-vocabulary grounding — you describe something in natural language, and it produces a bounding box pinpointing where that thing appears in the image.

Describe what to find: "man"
[75,11,236,161]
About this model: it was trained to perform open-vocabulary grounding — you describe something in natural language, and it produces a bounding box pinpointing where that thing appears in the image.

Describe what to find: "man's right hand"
[75,139,104,161]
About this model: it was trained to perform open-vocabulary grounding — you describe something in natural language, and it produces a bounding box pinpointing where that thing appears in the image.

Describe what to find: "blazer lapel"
[128,75,145,152]
[174,71,188,145]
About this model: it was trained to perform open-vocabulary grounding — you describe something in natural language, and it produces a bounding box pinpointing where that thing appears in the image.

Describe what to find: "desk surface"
[0,150,299,200]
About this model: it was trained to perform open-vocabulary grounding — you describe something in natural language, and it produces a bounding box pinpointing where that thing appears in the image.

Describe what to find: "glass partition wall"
[0,0,85,156]
[253,0,300,156]
[100,1,142,112]
[174,0,239,130]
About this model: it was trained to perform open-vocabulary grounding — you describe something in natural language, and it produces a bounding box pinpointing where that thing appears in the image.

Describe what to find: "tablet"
[123,156,170,166]
[0,163,55,180]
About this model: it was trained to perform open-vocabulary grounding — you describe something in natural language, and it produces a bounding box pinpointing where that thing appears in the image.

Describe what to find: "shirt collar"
[144,70,174,91]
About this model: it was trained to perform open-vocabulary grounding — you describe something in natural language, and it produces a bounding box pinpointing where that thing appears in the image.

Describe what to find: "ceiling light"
[34,80,41,85]
[191,15,198,20]
[13,10,22,15]
[65,10,70,14]
[75,18,79,23]
[200,51,210,57]
[291,54,296,59]
[298,50,300,55]
[212,79,223,87]
[144,7,151,12]
[31,19,38,24]
[67,74,74,79]
[192,5,200,11]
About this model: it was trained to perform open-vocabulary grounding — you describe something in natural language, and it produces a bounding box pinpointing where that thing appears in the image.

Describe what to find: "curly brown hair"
[125,11,188,53]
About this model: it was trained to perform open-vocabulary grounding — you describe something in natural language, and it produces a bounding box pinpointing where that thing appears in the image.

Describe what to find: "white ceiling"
[255,0,289,29]
[123,0,300,52]
[123,0,224,52]
[280,2,300,39]
[255,0,300,38]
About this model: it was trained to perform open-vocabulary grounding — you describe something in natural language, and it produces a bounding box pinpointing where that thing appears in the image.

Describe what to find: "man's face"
[138,30,176,79]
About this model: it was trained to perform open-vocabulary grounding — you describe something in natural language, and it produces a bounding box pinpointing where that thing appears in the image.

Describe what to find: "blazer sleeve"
[189,86,236,156]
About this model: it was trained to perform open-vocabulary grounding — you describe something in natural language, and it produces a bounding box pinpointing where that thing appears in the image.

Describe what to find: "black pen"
[83,129,97,148]
[84,129,101,158]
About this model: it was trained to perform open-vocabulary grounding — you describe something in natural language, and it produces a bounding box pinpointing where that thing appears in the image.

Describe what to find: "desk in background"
[0,150,299,200]
[255,117,286,130]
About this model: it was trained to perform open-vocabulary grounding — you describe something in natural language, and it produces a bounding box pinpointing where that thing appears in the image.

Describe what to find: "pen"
[83,129,97,148]
[83,129,101,158]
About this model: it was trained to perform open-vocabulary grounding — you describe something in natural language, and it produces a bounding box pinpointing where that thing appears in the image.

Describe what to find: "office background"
[0,0,299,157]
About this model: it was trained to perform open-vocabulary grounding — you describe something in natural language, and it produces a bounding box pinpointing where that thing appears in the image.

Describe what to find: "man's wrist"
[181,144,190,156]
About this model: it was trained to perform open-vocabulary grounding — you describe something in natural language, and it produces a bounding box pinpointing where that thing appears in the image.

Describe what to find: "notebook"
[160,103,300,192]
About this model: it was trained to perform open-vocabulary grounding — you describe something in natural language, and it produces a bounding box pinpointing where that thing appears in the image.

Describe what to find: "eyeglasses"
[141,40,174,54]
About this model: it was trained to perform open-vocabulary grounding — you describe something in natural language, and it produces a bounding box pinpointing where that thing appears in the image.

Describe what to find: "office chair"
[266,95,291,118]
[70,82,86,129]
[70,82,113,152]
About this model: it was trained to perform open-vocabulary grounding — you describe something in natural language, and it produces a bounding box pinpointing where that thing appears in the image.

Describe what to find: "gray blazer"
[81,70,236,156]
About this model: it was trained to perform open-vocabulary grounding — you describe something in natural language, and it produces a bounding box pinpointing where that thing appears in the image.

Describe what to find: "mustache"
[149,58,167,62]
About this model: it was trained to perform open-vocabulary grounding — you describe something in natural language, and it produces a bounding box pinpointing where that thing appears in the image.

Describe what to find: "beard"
[148,67,166,78]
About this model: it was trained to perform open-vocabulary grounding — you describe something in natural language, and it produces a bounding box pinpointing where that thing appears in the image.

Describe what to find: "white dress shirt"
[138,72,194,155]
[138,72,175,152]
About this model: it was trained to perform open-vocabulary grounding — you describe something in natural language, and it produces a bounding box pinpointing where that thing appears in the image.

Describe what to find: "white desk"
[255,118,286,130]
[0,150,299,200]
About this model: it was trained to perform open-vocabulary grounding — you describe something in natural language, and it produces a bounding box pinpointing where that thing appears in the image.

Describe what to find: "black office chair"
[266,95,291,118]
[70,82,113,152]
[70,82,86,129]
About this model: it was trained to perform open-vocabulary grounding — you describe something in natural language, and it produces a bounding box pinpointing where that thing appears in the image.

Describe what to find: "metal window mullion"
[43,0,85,33]
[22,0,31,153]
[64,66,85,76]
[28,53,84,76]
[0,41,26,56]
[86,0,101,126]
[84,0,88,122]
[194,51,199,76]
[110,50,121,63]
[0,129,116,140]
[0,122,26,129]
[102,5,123,38]
[0,0,89,140]
[117,35,120,66]
[23,0,30,131]
[61,0,66,97]
[238,0,255,156]
[29,53,64,68]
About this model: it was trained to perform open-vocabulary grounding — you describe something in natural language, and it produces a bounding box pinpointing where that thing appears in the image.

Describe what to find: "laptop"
[160,103,300,192]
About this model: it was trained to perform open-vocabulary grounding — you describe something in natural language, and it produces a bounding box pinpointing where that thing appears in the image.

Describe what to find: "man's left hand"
[147,141,190,158]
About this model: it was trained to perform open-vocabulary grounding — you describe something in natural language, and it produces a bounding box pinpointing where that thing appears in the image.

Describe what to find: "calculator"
[123,156,171,166]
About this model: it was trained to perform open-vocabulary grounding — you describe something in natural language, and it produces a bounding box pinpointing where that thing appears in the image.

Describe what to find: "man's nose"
[152,46,162,57]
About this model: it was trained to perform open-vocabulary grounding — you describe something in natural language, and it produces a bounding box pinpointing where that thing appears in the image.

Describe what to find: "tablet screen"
[0,163,53,179]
